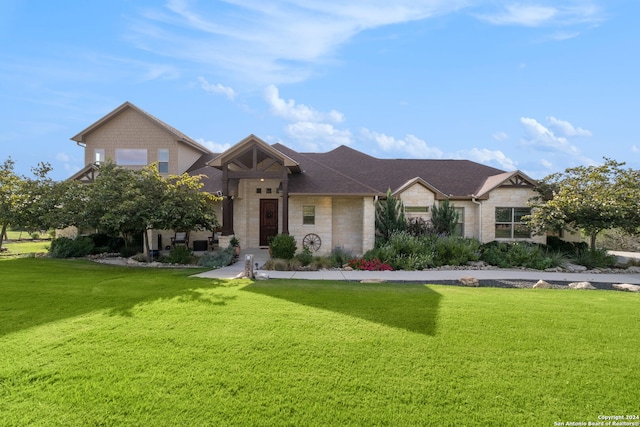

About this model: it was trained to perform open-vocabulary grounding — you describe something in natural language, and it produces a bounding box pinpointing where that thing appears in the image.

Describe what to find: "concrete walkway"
[192,248,640,284]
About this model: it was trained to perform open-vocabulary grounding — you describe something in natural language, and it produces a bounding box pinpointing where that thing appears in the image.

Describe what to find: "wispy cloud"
[455,148,518,171]
[492,131,509,142]
[197,138,231,153]
[546,116,592,137]
[360,128,444,159]
[264,85,344,123]
[285,122,352,151]
[476,2,603,28]
[130,0,468,85]
[198,77,236,101]
[519,116,595,166]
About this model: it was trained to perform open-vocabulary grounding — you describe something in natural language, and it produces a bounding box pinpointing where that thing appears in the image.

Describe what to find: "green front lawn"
[1,258,638,426]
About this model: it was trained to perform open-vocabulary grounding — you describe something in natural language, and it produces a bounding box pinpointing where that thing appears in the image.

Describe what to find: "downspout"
[472,196,482,243]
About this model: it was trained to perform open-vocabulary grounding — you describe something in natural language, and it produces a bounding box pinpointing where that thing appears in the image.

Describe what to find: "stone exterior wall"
[289,196,333,255]
[479,187,545,244]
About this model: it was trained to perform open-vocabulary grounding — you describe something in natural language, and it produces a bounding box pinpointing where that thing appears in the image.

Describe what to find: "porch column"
[281,173,289,235]
[221,172,234,236]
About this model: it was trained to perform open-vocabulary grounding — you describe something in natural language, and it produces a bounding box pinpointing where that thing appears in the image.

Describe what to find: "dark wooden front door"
[260,199,278,246]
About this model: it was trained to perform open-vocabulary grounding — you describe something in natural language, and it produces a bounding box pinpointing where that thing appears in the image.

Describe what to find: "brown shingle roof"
[193,141,531,199]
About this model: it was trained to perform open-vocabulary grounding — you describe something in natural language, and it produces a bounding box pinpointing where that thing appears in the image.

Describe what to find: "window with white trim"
[303,206,315,225]
[115,149,147,166]
[495,207,531,239]
[158,149,169,173]
[94,149,105,164]
[454,207,465,237]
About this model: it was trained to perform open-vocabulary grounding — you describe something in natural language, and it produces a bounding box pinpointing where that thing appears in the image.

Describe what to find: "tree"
[0,159,60,250]
[526,159,640,250]
[375,189,406,243]
[430,199,460,236]
[0,158,22,250]
[75,162,219,261]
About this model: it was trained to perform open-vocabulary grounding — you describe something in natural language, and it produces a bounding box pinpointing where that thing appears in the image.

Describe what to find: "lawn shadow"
[243,280,442,336]
[0,258,232,337]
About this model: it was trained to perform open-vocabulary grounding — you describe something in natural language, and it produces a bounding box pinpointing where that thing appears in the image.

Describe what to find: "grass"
[1,230,50,257]
[1,258,638,426]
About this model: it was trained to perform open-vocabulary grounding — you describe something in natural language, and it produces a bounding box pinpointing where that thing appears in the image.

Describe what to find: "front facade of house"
[69,102,576,255]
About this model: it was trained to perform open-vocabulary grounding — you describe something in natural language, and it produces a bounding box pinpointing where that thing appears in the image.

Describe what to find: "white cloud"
[519,117,595,165]
[476,2,603,28]
[478,4,557,27]
[285,122,352,151]
[632,145,639,153]
[541,158,553,169]
[361,128,443,159]
[264,85,344,123]
[197,138,231,153]
[130,0,468,85]
[455,148,518,171]
[546,116,592,137]
[198,77,236,101]
[492,131,509,142]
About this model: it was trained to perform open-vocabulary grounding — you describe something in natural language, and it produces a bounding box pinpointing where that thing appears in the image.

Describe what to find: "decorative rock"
[612,283,640,292]
[627,266,640,274]
[565,263,588,272]
[360,278,386,283]
[568,281,596,290]
[533,280,553,289]
[255,273,270,281]
[466,261,486,268]
[459,276,479,287]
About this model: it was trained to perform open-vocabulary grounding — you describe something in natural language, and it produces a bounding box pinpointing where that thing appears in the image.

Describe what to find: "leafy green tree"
[430,199,460,236]
[0,159,60,250]
[76,162,219,261]
[526,158,640,250]
[375,189,406,243]
[0,158,22,250]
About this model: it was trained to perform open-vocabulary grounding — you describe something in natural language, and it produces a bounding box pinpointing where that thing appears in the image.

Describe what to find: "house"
[69,101,570,255]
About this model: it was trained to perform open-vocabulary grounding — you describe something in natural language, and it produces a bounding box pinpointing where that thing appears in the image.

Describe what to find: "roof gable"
[474,171,537,199]
[208,134,300,172]
[70,101,211,154]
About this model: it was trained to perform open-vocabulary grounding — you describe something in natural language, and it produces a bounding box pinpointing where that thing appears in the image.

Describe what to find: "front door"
[260,199,279,246]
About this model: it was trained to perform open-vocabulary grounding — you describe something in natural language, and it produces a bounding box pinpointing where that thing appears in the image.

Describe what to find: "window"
[495,207,531,239]
[303,206,315,225]
[453,207,464,237]
[94,149,105,164]
[115,149,147,166]
[158,149,169,173]
[405,206,428,213]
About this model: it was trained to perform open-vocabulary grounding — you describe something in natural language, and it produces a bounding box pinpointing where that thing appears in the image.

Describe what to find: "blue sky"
[2,0,638,181]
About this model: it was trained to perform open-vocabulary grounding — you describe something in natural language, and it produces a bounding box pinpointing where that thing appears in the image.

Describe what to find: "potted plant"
[230,236,240,256]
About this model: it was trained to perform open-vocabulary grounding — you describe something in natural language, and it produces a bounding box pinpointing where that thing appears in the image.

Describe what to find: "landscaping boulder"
[612,283,640,292]
[361,278,386,283]
[627,266,640,274]
[568,281,596,290]
[255,273,270,281]
[533,280,553,289]
[459,276,479,287]
[565,263,588,272]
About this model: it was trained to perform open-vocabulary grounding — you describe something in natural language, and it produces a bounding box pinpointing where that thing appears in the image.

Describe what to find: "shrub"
[572,248,616,269]
[294,246,313,266]
[30,232,40,240]
[479,241,566,270]
[49,237,95,258]
[432,236,480,267]
[198,248,235,269]
[164,246,194,264]
[89,233,125,253]
[270,234,297,260]
[328,246,355,268]
[263,258,291,271]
